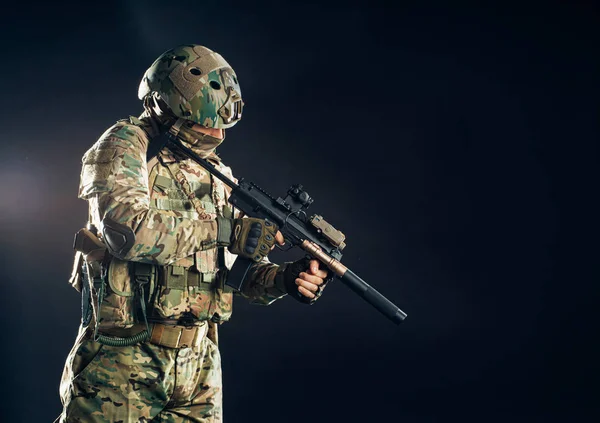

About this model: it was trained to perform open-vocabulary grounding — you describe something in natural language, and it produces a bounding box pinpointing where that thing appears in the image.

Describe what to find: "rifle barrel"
[301,240,407,324]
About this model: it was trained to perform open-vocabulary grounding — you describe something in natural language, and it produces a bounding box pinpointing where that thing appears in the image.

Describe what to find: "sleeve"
[215,162,288,306]
[237,259,289,305]
[79,121,218,265]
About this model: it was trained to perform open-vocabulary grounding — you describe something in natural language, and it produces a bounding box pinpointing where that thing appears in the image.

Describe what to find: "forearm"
[92,194,219,265]
[238,261,288,305]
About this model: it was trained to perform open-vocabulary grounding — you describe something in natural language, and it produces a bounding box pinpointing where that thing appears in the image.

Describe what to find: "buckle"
[133,263,153,286]
[179,327,197,348]
[150,322,207,349]
[202,272,217,284]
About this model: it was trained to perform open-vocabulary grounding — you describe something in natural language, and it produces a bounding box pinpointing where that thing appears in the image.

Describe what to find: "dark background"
[0,0,598,422]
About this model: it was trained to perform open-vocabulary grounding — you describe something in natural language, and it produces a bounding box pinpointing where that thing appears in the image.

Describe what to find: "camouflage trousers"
[58,325,222,422]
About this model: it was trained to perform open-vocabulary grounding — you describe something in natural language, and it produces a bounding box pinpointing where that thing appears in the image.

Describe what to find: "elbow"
[101,217,173,266]
[101,217,136,258]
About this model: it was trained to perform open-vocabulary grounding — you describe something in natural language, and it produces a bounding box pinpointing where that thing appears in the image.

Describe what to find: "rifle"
[166,137,407,325]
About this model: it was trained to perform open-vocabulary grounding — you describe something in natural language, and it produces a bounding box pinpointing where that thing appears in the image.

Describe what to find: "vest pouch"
[194,249,234,322]
[96,257,155,331]
[207,271,234,323]
[152,257,193,320]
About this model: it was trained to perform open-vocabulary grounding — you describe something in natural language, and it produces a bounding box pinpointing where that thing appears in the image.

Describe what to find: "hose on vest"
[93,262,152,346]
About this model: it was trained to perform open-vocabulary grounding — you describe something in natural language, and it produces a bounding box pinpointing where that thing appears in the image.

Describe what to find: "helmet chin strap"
[168,118,187,138]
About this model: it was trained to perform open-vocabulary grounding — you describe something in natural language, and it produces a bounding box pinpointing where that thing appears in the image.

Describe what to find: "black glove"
[279,257,331,305]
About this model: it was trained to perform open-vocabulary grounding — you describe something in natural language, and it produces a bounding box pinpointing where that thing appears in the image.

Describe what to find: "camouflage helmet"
[138,45,243,129]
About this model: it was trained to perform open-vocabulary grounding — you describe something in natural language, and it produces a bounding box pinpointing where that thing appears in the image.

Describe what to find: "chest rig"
[86,120,238,345]
[147,145,236,324]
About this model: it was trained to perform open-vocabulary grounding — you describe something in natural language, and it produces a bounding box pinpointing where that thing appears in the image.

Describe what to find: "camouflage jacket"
[79,116,287,327]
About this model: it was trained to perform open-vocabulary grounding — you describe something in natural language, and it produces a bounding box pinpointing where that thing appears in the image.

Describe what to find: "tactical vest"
[92,121,237,334]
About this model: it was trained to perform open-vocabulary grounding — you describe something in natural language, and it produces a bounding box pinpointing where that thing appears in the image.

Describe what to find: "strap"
[164,265,217,290]
[69,251,84,292]
[207,321,219,346]
[132,262,153,338]
[147,156,160,193]
[93,261,153,346]
[158,151,213,220]
[149,322,208,349]
[158,130,228,217]
[150,197,210,215]
[169,118,186,137]
[80,261,93,327]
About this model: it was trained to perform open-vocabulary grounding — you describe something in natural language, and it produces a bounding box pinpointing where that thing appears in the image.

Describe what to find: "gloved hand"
[280,257,331,304]
[217,217,279,262]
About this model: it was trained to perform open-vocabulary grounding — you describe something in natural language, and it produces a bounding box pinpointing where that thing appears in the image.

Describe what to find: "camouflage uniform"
[58,115,287,422]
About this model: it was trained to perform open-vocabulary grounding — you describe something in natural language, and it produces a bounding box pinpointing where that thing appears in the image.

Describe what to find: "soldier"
[58,44,329,423]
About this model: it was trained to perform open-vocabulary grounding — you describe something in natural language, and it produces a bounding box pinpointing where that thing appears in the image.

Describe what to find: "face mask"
[169,119,225,158]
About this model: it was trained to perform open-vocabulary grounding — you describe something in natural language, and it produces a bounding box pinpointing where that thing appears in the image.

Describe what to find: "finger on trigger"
[275,231,285,246]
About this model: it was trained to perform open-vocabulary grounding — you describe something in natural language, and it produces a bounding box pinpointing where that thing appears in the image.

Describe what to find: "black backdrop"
[0,1,598,422]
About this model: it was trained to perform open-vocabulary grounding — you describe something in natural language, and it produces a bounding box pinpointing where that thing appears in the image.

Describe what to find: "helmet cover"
[139,45,243,129]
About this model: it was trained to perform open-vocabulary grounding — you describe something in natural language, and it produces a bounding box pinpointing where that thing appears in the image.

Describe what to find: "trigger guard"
[276,243,294,252]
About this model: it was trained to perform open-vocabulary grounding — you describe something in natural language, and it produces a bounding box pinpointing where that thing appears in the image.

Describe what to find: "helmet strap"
[169,118,187,138]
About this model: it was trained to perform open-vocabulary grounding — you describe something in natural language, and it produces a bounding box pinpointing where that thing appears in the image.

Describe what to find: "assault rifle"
[166,137,407,325]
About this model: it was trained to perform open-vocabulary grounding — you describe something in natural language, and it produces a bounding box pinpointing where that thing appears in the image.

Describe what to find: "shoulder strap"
[146,132,170,162]
[158,151,212,220]
[124,116,169,163]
